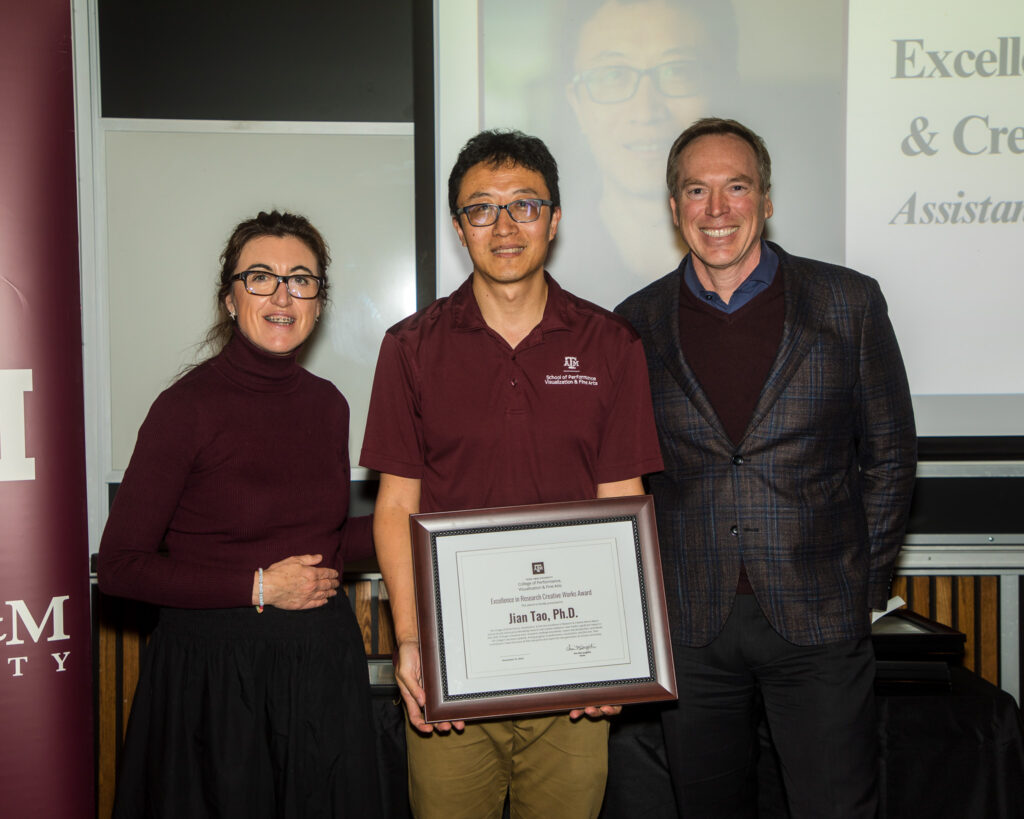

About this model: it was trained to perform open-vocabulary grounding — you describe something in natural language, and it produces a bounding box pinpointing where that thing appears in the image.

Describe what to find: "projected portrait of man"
[561,0,737,306]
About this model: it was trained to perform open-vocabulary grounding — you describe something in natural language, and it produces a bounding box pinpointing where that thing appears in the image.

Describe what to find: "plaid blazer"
[616,243,917,647]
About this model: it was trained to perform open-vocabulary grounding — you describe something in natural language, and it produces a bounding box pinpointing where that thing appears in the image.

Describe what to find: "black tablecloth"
[600,667,1024,819]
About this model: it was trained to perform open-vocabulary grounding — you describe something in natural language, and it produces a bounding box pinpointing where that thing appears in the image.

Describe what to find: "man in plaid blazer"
[616,117,917,818]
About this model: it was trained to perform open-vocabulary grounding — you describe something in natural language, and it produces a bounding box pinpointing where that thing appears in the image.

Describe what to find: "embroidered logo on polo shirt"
[544,355,599,387]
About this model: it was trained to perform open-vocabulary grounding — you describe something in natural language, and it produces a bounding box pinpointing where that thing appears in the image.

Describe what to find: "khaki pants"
[406,714,609,819]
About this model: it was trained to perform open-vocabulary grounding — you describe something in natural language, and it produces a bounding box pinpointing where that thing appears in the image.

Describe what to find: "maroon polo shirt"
[361,274,664,514]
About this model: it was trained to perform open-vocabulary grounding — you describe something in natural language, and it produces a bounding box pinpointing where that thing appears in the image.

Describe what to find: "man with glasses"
[558,0,737,308]
[362,130,663,819]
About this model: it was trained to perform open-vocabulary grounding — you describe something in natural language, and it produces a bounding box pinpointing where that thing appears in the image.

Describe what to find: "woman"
[98,210,381,818]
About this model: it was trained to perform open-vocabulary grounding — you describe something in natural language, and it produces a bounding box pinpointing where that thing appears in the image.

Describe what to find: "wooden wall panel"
[92,589,157,818]
[341,576,394,658]
[935,576,954,624]
[910,576,930,613]
[979,576,1000,684]
[890,573,1001,686]
[378,583,396,657]
[350,580,375,654]
[94,596,119,819]
[958,576,977,670]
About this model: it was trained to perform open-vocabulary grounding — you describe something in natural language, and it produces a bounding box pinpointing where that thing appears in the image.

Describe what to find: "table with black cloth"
[598,666,1024,819]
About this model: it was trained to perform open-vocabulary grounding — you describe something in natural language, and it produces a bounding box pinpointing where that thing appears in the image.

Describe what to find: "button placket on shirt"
[506,351,527,412]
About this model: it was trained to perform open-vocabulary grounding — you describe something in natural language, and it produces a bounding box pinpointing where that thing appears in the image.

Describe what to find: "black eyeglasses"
[455,198,553,227]
[231,270,323,299]
[573,60,701,104]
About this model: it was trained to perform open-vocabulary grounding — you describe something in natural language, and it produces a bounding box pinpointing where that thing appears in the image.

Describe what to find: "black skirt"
[113,597,382,819]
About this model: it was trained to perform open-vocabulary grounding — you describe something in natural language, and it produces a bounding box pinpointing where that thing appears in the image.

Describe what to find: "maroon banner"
[0,1,95,816]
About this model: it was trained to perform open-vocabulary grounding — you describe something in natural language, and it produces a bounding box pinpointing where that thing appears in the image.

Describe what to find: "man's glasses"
[231,270,323,299]
[573,60,701,104]
[455,198,553,227]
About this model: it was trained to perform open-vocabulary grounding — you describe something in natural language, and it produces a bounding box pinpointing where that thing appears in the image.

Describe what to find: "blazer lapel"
[741,251,828,443]
[643,271,731,441]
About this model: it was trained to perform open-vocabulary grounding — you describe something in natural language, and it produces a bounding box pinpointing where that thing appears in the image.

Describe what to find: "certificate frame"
[410,496,676,722]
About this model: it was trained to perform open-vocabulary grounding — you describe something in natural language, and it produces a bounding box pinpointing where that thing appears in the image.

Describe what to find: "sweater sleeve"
[337,513,375,566]
[96,386,256,608]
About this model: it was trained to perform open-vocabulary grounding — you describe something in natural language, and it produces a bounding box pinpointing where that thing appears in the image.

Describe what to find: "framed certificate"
[410,496,677,722]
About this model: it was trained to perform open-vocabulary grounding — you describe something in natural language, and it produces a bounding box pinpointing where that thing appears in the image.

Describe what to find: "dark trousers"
[661,595,878,819]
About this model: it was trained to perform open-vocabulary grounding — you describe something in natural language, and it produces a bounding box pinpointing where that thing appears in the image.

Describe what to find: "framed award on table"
[409,495,677,722]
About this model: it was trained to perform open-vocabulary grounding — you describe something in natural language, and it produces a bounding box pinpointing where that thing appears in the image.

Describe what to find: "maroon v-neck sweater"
[678,268,785,446]
[679,269,785,594]
[97,332,372,609]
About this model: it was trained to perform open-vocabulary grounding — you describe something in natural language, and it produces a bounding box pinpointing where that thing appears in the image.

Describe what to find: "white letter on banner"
[0,369,35,481]
[4,597,70,645]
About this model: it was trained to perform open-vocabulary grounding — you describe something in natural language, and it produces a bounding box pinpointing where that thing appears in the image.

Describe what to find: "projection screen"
[434,0,1024,438]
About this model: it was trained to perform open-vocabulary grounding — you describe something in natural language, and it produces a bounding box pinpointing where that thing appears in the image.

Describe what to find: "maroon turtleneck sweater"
[97,332,372,609]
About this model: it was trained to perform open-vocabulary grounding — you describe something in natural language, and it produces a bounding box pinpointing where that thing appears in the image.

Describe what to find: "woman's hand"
[254,554,340,610]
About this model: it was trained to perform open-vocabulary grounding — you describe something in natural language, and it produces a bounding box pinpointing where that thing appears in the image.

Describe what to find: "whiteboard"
[105,130,416,469]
